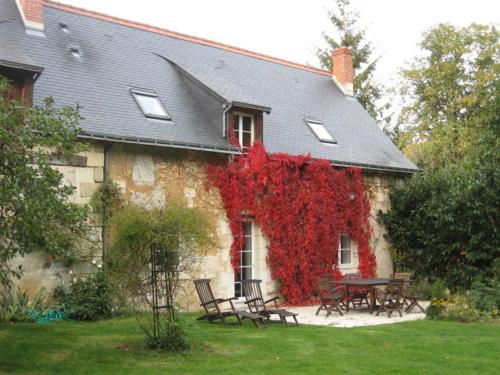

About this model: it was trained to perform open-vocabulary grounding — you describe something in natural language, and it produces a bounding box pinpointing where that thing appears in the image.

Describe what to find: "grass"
[1,315,499,375]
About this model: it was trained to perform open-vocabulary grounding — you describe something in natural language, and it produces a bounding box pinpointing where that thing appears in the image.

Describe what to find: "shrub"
[446,302,480,322]
[427,294,483,322]
[382,161,500,291]
[410,279,448,300]
[58,272,112,321]
[0,287,46,323]
[108,204,214,351]
[426,298,447,320]
[145,318,190,352]
[468,279,500,318]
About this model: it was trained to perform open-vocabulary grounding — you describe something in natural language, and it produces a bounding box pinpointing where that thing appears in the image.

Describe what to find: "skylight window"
[305,119,337,144]
[131,89,170,120]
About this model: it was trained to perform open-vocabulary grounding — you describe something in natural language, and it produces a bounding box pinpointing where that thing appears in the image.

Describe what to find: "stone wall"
[364,173,400,278]
[11,141,402,309]
[321,172,399,278]
[106,144,280,310]
[9,143,105,298]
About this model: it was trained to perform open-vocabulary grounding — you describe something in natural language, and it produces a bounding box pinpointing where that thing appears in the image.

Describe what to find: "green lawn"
[1,315,499,375]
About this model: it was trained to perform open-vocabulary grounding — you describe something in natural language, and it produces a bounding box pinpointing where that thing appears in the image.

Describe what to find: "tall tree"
[395,23,499,169]
[382,82,500,289]
[316,0,383,121]
[0,76,88,285]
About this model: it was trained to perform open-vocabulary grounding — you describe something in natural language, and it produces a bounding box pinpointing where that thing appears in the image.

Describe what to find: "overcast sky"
[58,0,499,86]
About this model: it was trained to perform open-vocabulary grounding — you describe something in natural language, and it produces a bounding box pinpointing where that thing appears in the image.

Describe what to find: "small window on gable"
[305,119,336,144]
[131,89,170,120]
[233,113,254,150]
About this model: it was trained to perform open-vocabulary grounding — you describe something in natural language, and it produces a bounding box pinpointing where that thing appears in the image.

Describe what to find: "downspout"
[101,143,113,263]
[222,102,232,137]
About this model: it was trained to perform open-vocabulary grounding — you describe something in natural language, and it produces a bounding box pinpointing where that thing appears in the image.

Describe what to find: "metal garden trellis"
[150,243,179,341]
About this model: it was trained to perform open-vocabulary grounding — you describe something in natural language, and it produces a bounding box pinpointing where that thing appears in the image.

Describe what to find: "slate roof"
[0,0,418,172]
[0,35,43,73]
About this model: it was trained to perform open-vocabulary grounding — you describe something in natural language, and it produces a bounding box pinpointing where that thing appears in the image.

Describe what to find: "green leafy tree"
[108,204,215,351]
[0,76,88,285]
[396,23,499,168]
[316,0,384,121]
[382,83,500,290]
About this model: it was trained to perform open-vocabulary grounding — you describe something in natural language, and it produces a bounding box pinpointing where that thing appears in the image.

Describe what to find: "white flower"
[91,259,97,265]
[69,270,73,275]
[97,264,102,269]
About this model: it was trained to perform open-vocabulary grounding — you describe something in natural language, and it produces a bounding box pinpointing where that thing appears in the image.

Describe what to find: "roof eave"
[329,159,419,174]
[0,59,44,74]
[78,132,418,172]
[78,131,240,155]
[231,101,271,114]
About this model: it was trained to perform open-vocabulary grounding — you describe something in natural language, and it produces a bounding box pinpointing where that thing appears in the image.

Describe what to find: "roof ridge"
[45,1,331,77]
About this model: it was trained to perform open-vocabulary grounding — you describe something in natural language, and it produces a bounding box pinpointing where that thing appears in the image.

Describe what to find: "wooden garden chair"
[375,279,404,317]
[344,271,370,309]
[194,279,242,325]
[194,279,266,328]
[242,279,298,326]
[316,276,347,317]
[393,272,426,313]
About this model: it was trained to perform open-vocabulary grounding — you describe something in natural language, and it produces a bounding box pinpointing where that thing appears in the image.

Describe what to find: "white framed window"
[305,118,336,144]
[131,89,170,120]
[338,234,353,268]
[234,220,254,297]
[233,113,254,150]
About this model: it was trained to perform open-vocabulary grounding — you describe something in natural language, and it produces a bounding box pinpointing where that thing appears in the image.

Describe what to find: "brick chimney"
[332,47,354,96]
[16,0,44,33]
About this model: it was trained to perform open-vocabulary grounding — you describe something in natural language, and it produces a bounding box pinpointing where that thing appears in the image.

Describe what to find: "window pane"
[244,235,253,251]
[341,249,352,265]
[235,282,242,297]
[308,121,335,142]
[241,266,252,280]
[242,116,252,132]
[242,131,252,148]
[134,93,168,118]
[235,221,254,297]
[244,222,252,236]
[341,235,351,249]
[241,250,252,266]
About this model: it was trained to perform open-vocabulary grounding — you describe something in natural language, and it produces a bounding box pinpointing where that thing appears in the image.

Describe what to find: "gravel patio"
[278,301,429,328]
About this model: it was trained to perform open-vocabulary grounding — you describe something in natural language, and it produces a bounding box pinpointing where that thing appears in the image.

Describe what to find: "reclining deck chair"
[194,279,241,325]
[194,279,266,328]
[242,279,298,326]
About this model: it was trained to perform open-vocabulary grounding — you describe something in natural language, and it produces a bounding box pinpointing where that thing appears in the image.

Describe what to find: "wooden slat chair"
[375,279,404,317]
[344,271,370,309]
[316,276,347,317]
[193,279,241,325]
[242,279,298,326]
[393,272,426,313]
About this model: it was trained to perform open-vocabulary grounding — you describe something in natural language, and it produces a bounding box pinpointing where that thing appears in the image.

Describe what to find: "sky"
[57,0,499,87]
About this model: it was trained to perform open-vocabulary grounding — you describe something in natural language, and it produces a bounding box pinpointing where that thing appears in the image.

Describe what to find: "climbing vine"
[206,143,375,304]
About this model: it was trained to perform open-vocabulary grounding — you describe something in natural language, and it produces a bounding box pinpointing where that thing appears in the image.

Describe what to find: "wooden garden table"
[332,278,390,314]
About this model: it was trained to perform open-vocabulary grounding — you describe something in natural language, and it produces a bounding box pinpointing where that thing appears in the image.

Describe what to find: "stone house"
[1,0,417,309]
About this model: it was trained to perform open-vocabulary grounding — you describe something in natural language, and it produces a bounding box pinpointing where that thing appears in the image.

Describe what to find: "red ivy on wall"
[206,143,375,304]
